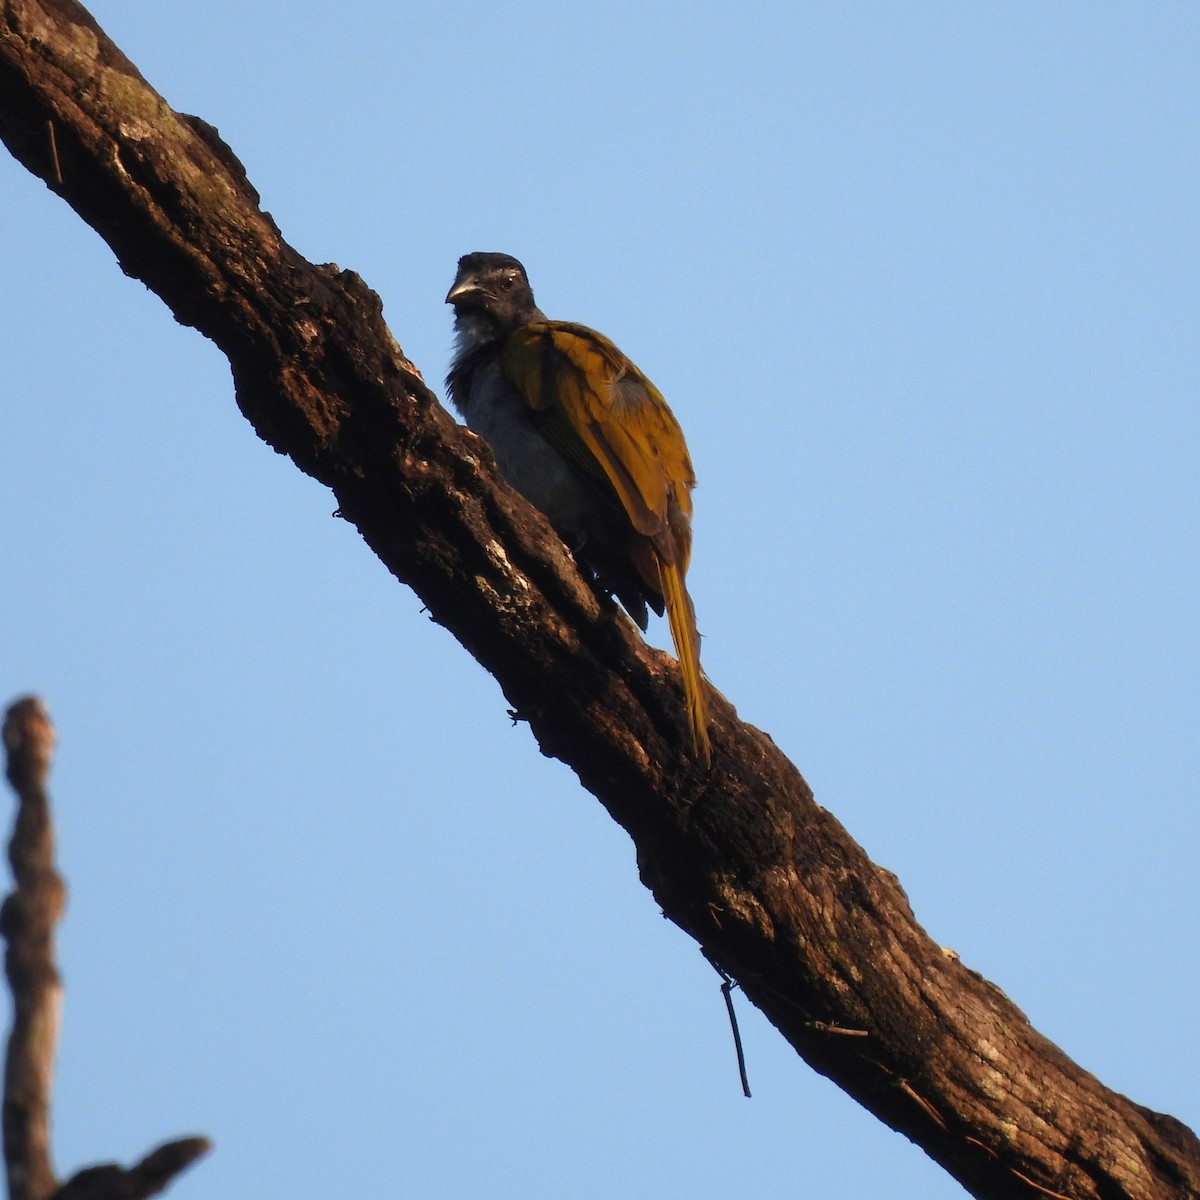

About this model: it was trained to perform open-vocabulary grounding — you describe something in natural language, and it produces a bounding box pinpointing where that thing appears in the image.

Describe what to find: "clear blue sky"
[2,3,1197,1197]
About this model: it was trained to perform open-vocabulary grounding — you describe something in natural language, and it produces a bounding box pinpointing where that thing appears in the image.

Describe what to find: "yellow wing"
[502,321,695,570]
[502,320,711,763]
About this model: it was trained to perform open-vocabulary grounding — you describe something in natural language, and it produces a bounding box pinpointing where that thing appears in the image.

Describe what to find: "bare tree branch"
[1,697,210,1200]
[1,3,1196,1197]
[1,698,61,1200]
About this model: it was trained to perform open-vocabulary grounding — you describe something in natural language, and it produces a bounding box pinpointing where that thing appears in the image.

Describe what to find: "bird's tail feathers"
[660,560,711,764]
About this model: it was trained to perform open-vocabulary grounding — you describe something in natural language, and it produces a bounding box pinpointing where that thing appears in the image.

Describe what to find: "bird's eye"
[499,273,516,291]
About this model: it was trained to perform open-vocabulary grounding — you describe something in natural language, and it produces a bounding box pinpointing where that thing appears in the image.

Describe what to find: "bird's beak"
[445,277,478,305]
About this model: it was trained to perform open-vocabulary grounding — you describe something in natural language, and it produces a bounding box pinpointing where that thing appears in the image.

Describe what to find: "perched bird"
[445,252,710,762]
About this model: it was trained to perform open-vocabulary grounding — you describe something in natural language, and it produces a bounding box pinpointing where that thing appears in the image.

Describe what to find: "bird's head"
[446,252,542,340]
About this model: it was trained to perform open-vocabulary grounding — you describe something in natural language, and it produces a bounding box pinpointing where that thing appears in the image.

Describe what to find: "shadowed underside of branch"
[1,4,1196,1197]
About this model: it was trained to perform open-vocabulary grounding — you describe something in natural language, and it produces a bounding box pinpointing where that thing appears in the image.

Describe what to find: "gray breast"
[451,353,601,551]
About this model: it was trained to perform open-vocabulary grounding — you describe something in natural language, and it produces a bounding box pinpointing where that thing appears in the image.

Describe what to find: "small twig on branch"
[719,977,752,1099]
[1,696,210,1200]
[50,1137,212,1200]
[704,956,751,1098]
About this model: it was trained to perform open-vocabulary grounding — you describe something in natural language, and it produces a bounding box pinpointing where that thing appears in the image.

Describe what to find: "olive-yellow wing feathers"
[503,322,695,566]
[501,320,710,761]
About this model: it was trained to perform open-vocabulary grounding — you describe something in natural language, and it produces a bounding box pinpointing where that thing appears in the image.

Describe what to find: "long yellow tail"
[659,559,711,763]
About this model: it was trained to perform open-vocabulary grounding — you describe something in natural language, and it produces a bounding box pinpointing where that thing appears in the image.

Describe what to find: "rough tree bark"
[1,3,1196,1198]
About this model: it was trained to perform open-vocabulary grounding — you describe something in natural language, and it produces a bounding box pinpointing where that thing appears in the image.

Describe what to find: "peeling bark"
[1,3,1196,1196]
